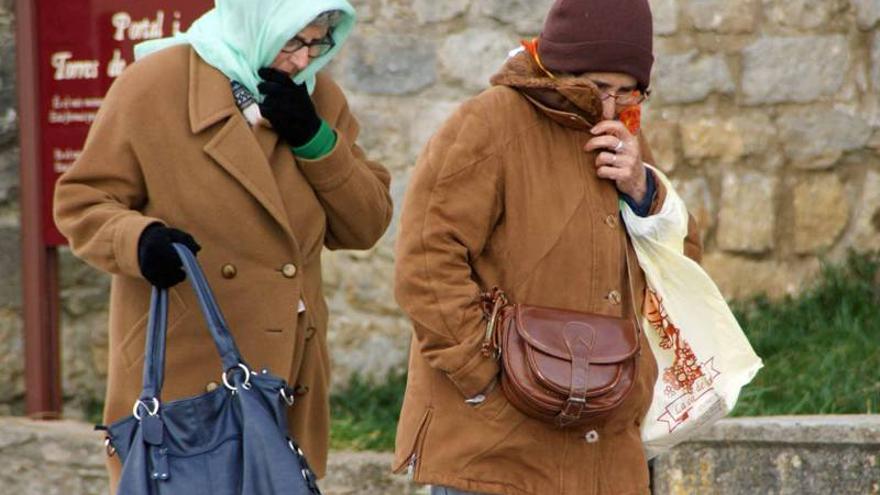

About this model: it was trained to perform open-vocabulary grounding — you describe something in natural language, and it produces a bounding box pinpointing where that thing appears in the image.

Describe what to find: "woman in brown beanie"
[393,0,702,494]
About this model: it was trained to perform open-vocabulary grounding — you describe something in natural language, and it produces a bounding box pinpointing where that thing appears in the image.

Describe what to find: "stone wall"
[0,1,879,416]
[1,415,878,494]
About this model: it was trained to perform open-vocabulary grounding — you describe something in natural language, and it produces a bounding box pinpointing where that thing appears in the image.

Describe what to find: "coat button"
[604,214,618,228]
[281,263,298,278]
[294,385,310,396]
[304,326,316,341]
[205,381,219,392]
[607,290,622,305]
[221,264,237,279]
[585,430,600,443]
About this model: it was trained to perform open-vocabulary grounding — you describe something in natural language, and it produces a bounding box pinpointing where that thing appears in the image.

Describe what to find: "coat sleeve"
[394,101,502,399]
[639,130,703,264]
[297,83,392,251]
[53,77,163,278]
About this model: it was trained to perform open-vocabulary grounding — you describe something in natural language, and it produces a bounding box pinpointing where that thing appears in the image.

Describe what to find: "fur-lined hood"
[490,50,604,129]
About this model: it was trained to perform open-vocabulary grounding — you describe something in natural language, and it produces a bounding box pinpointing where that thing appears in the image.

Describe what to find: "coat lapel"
[187,49,293,241]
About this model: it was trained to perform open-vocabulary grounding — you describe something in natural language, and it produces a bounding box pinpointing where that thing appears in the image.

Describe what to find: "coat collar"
[490,52,603,132]
[188,48,239,134]
[186,48,296,246]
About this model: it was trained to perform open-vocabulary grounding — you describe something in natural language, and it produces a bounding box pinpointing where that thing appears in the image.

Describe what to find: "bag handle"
[138,243,246,408]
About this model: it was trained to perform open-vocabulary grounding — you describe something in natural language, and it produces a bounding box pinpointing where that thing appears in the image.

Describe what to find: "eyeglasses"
[597,87,649,107]
[280,30,336,58]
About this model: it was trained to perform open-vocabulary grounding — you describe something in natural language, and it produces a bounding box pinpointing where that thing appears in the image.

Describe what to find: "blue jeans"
[430,487,486,495]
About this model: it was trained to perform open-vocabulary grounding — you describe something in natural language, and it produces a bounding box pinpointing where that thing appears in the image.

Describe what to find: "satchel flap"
[513,305,638,364]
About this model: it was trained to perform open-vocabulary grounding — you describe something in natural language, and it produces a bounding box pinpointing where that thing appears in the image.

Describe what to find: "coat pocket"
[118,287,189,370]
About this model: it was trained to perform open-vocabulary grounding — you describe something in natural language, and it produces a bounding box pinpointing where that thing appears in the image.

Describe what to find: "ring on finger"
[614,139,624,152]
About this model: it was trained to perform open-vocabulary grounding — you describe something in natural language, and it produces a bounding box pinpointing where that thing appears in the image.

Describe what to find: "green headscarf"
[134,0,356,99]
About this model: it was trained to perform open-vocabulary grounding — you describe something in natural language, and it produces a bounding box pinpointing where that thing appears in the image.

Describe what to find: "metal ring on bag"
[222,363,252,392]
[280,387,296,406]
[288,439,306,457]
[104,437,117,457]
[132,398,160,420]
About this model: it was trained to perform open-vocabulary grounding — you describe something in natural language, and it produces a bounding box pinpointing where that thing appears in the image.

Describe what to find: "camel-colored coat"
[53,45,392,488]
[393,53,701,495]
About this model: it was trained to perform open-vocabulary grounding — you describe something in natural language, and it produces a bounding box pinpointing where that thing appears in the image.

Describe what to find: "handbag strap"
[139,243,245,403]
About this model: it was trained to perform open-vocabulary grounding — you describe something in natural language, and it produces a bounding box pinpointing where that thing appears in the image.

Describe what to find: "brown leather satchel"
[480,253,642,427]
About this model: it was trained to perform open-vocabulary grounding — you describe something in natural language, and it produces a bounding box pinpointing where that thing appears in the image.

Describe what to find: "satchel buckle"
[482,292,508,359]
[222,363,252,392]
[132,397,160,420]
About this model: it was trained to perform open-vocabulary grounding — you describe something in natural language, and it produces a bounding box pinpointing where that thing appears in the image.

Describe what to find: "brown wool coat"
[393,53,702,495]
[53,46,392,490]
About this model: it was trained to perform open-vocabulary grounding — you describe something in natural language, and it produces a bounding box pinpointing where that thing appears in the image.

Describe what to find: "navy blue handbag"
[105,243,321,495]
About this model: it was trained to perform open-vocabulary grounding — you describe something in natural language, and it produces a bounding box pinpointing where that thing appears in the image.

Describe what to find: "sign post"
[16,0,211,418]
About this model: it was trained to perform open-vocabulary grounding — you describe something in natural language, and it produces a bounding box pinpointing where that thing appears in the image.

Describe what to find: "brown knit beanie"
[537,0,654,90]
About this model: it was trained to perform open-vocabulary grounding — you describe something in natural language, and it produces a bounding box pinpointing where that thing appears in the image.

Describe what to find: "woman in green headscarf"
[53,1,392,491]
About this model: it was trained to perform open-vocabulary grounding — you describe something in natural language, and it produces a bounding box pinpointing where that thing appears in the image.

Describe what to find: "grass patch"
[730,251,880,416]
[329,371,407,452]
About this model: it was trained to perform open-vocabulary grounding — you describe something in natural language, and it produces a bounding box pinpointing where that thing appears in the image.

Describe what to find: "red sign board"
[36,1,213,245]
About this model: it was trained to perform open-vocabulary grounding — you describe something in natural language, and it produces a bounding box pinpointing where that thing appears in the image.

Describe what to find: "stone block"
[650,0,679,35]
[653,416,880,495]
[702,253,820,300]
[672,177,715,232]
[764,0,848,29]
[852,0,880,29]
[0,419,107,495]
[347,0,376,22]
[0,20,16,146]
[872,31,880,92]
[60,310,109,416]
[344,94,415,172]
[644,120,679,173]
[0,310,23,403]
[0,146,17,204]
[438,28,518,92]
[845,169,880,252]
[327,315,409,388]
[680,112,776,165]
[324,451,422,494]
[413,0,470,24]
[340,35,437,96]
[777,106,872,169]
[653,51,735,104]
[716,171,777,254]
[685,0,758,33]
[792,174,850,254]
[0,225,20,307]
[475,0,555,35]
[742,36,849,105]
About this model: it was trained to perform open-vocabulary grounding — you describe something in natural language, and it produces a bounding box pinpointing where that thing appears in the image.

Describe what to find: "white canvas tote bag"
[620,166,763,459]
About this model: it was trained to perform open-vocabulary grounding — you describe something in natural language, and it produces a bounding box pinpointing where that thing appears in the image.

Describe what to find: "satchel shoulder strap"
[139,243,245,403]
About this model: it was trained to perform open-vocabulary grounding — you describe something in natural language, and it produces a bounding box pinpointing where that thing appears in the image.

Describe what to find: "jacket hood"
[134,0,356,99]
[490,50,604,127]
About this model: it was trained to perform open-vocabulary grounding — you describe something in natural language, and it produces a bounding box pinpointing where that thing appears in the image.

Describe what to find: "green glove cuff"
[291,120,337,160]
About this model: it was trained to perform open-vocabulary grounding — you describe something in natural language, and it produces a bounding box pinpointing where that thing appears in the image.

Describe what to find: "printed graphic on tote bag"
[645,289,721,433]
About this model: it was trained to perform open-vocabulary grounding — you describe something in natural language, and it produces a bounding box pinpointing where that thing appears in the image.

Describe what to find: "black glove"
[137,223,201,289]
[257,67,322,148]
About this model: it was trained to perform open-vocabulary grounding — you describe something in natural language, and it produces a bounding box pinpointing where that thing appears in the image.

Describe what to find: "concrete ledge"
[652,415,880,495]
[0,416,877,494]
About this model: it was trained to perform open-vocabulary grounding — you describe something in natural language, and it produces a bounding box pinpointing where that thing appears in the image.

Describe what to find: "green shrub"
[329,371,407,451]
[731,251,880,416]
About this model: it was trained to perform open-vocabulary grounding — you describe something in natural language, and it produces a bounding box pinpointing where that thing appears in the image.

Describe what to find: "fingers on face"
[591,120,631,140]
